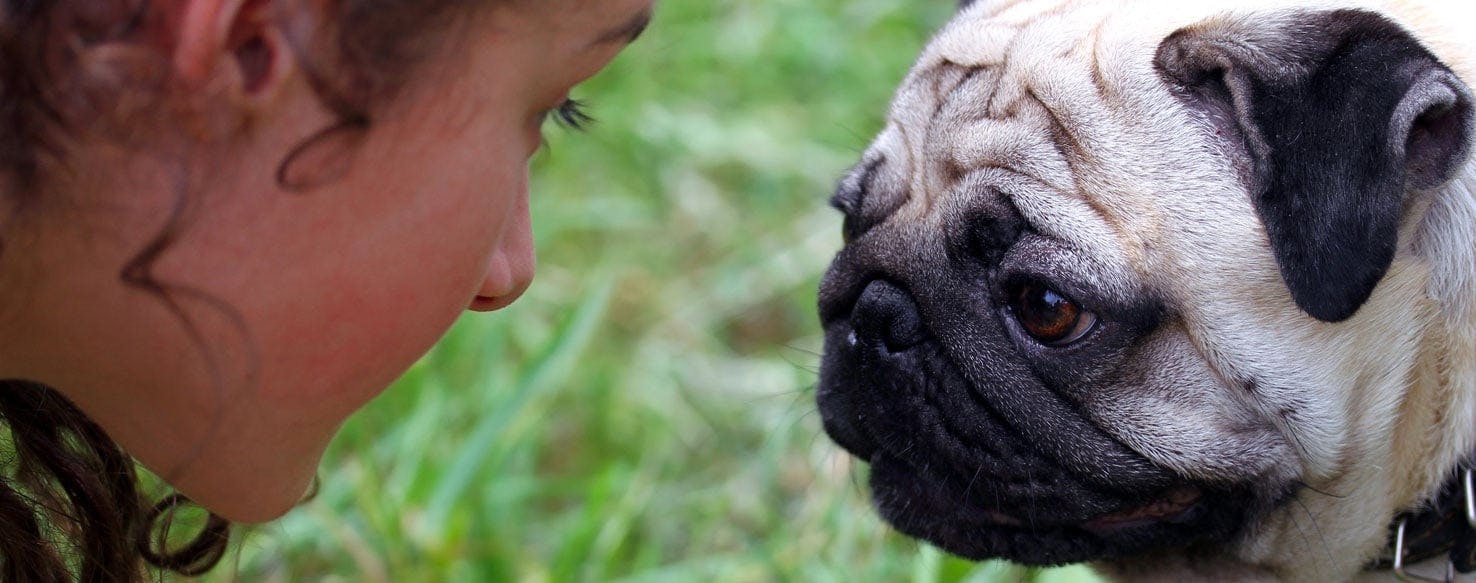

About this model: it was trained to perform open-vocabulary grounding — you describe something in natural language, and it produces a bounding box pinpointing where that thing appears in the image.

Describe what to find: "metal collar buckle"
[1394,518,1456,582]
[1394,467,1475,582]
[1465,467,1475,531]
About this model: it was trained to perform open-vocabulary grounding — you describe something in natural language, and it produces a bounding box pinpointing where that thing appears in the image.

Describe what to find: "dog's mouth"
[1079,486,1204,534]
[970,487,1205,533]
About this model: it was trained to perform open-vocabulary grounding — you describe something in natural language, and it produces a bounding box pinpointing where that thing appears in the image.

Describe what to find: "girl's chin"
[147,430,331,524]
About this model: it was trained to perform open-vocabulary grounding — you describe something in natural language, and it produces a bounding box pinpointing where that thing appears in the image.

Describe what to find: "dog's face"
[817,0,1475,576]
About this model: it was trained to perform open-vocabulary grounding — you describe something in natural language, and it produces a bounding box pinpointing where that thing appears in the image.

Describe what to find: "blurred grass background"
[204,2,1103,581]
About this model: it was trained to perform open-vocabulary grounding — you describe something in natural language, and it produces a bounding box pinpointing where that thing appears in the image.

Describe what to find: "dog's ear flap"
[1155,10,1474,322]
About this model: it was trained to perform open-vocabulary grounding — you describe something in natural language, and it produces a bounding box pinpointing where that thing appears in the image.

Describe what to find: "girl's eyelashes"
[551,98,594,132]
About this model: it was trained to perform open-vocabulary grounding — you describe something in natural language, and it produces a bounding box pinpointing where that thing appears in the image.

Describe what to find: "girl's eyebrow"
[590,8,653,47]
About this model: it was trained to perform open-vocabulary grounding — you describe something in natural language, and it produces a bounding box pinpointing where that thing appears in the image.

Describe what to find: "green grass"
[201,2,1105,581]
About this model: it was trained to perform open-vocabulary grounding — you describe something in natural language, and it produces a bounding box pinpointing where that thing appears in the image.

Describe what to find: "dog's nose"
[852,280,927,352]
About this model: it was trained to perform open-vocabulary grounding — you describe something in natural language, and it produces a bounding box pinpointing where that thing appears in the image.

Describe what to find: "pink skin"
[0,0,651,522]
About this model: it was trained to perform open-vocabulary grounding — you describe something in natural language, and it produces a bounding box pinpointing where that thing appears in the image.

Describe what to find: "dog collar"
[1369,464,1476,582]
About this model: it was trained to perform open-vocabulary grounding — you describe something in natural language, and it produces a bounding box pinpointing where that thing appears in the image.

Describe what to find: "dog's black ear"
[959,0,977,8]
[1155,10,1474,322]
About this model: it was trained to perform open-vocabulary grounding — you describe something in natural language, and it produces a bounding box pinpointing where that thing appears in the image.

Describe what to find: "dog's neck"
[1355,163,1476,580]
[1405,163,1476,506]
[1400,164,1476,575]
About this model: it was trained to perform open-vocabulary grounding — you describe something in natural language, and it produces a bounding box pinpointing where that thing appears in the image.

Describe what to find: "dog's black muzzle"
[817,260,1252,565]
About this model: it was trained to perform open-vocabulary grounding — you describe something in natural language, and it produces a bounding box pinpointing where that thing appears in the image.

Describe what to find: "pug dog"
[815,0,1476,580]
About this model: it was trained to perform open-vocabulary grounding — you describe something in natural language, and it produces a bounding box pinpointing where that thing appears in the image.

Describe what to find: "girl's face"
[0,0,651,522]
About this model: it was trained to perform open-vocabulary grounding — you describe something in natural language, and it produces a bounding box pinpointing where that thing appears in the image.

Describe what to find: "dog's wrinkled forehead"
[853,2,1226,289]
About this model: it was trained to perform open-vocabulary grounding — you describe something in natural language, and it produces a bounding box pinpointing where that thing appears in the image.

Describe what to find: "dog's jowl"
[816,1,1476,580]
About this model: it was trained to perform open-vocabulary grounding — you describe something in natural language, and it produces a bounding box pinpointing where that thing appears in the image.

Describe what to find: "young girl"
[0,0,650,578]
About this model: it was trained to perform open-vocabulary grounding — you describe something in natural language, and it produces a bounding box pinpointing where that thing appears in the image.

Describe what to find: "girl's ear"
[173,0,296,105]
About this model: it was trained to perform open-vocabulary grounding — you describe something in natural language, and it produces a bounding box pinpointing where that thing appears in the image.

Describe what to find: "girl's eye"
[548,98,594,132]
[1010,282,1098,346]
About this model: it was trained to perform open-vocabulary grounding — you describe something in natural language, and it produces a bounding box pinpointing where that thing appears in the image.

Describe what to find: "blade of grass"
[422,275,616,533]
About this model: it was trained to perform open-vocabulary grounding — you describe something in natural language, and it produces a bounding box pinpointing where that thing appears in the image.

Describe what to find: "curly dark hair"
[0,0,496,580]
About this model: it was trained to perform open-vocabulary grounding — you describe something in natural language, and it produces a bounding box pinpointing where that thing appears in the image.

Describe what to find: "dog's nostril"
[852,280,927,352]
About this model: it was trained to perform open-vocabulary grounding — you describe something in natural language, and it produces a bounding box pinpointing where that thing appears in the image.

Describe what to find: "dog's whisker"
[1025,491,1039,534]
[1283,500,1317,568]
[793,407,820,430]
[1283,425,1317,465]
[1291,480,1349,500]
[749,384,816,407]
[778,351,823,376]
[781,343,824,359]
[847,458,866,497]
[962,465,985,501]
[1293,495,1336,571]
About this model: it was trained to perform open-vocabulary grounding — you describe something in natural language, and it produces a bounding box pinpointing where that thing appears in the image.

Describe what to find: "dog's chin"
[819,341,1261,566]
[867,453,1253,565]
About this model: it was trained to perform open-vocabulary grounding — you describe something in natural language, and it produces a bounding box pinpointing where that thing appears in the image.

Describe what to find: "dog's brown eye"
[1012,283,1097,346]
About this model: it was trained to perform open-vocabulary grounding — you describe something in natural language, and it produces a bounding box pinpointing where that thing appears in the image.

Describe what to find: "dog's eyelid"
[997,270,1106,317]
[828,191,857,214]
[832,157,886,213]
[1046,310,1100,347]
[830,180,862,215]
